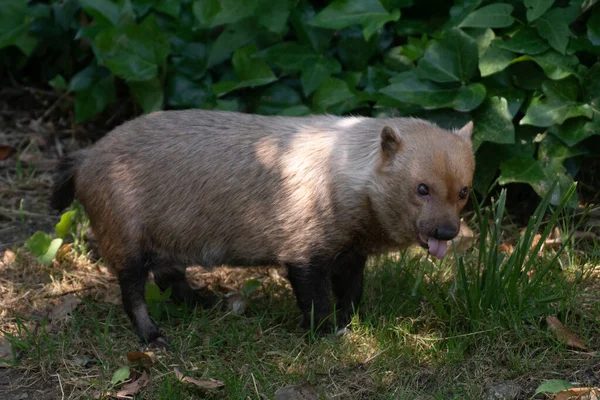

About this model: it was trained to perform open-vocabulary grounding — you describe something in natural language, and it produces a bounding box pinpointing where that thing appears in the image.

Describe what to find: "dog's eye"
[459,186,470,200]
[417,184,429,196]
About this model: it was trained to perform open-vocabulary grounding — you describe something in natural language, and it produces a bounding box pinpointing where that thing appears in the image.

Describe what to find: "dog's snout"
[430,225,459,241]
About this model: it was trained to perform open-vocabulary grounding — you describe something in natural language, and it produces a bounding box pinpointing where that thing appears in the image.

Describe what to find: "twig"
[44,287,95,298]
[42,91,71,120]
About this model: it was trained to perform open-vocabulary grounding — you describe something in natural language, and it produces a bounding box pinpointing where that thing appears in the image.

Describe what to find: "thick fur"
[51,110,475,345]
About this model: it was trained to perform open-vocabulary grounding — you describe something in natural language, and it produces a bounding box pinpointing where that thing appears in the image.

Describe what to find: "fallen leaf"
[452,220,475,253]
[2,250,16,264]
[173,367,224,390]
[111,366,132,385]
[555,387,600,400]
[49,294,82,323]
[274,382,319,400]
[126,351,156,369]
[546,315,590,351]
[0,145,15,160]
[226,292,247,315]
[116,371,150,398]
[499,242,514,254]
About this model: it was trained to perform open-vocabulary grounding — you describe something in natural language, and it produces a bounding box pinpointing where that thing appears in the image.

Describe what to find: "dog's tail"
[50,152,83,212]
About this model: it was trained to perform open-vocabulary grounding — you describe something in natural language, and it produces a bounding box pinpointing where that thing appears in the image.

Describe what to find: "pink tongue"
[428,238,448,259]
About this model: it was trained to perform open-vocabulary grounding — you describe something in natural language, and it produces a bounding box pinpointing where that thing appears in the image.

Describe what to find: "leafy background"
[1,0,599,205]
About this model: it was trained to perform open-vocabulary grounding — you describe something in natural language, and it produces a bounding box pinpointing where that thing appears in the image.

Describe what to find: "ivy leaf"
[257,0,293,34]
[94,14,170,82]
[521,93,593,128]
[71,66,116,122]
[312,77,355,112]
[381,72,485,111]
[548,115,600,147]
[0,0,38,55]
[256,83,303,115]
[535,8,571,54]
[513,51,579,80]
[166,73,214,109]
[257,42,317,71]
[588,9,600,46]
[213,44,277,96]
[129,77,164,113]
[524,0,554,22]
[495,26,549,55]
[309,0,401,41]
[207,20,258,68]
[301,56,342,96]
[417,27,478,83]
[49,75,68,90]
[584,63,600,112]
[499,156,577,206]
[458,3,514,28]
[290,0,333,53]
[192,0,258,28]
[479,46,514,77]
[472,96,515,145]
[79,0,120,26]
[337,26,379,71]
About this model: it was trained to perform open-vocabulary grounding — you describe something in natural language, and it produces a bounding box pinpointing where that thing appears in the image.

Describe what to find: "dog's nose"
[430,225,459,241]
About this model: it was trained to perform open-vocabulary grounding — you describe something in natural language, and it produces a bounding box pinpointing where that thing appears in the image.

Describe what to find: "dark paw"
[142,335,169,351]
[299,316,333,335]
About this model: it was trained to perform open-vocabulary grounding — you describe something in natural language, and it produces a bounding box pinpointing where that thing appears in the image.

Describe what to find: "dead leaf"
[546,315,590,351]
[47,294,82,332]
[499,242,514,255]
[173,367,224,391]
[226,292,247,315]
[2,249,16,264]
[274,382,319,400]
[451,220,475,253]
[0,145,16,160]
[126,351,156,369]
[555,387,600,400]
[115,371,150,399]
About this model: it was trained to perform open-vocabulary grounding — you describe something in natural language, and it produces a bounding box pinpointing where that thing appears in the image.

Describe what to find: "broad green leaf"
[534,380,575,396]
[256,83,303,115]
[337,26,379,71]
[312,77,355,111]
[154,1,180,18]
[49,75,68,90]
[495,26,549,55]
[513,51,579,80]
[417,27,478,83]
[111,366,131,385]
[394,18,432,37]
[381,73,485,111]
[479,46,514,77]
[290,0,333,53]
[535,8,571,54]
[79,0,120,26]
[213,44,277,96]
[445,0,483,28]
[588,9,600,46]
[549,115,600,146]
[257,0,293,34]
[129,77,164,113]
[215,98,242,112]
[207,20,257,68]
[94,14,170,82]
[278,104,312,116]
[541,76,579,102]
[499,156,577,206]
[468,28,495,56]
[485,85,526,117]
[242,278,262,296]
[309,0,401,40]
[170,39,207,80]
[363,65,395,94]
[193,0,258,28]
[584,63,600,112]
[258,42,317,70]
[520,96,593,127]
[301,56,342,96]
[458,3,514,28]
[166,73,214,109]
[538,134,585,162]
[25,232,63,266]
[383,46,413,71]
[473,97,515,145]
[55,211,76,239]
[75,73,116,122]
[524,0,554,22]
[233,45,277,86]
[0,0,38,55]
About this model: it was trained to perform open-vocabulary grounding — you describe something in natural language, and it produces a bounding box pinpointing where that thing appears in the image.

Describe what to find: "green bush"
[1,0,599,203]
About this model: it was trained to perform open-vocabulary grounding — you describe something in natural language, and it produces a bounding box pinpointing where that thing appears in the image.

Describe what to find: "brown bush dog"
[50,110,475,347]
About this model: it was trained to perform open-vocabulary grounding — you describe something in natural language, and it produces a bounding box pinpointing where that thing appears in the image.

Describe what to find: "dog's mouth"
[418,234,449,259]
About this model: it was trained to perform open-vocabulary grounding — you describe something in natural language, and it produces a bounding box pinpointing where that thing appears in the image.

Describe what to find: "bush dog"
[51,110,475,347]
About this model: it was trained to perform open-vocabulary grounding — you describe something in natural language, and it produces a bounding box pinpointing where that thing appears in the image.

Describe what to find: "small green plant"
[421,181,581,330]
[25,206,81,265]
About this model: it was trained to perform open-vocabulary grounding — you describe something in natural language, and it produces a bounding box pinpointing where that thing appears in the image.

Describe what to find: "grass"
[1,187,600,399]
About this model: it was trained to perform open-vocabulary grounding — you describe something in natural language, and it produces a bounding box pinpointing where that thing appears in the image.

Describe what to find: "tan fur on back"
[73,110,474,269]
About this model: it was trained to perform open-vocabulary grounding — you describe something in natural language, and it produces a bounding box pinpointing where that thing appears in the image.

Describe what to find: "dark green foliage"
[1,0,599,202]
